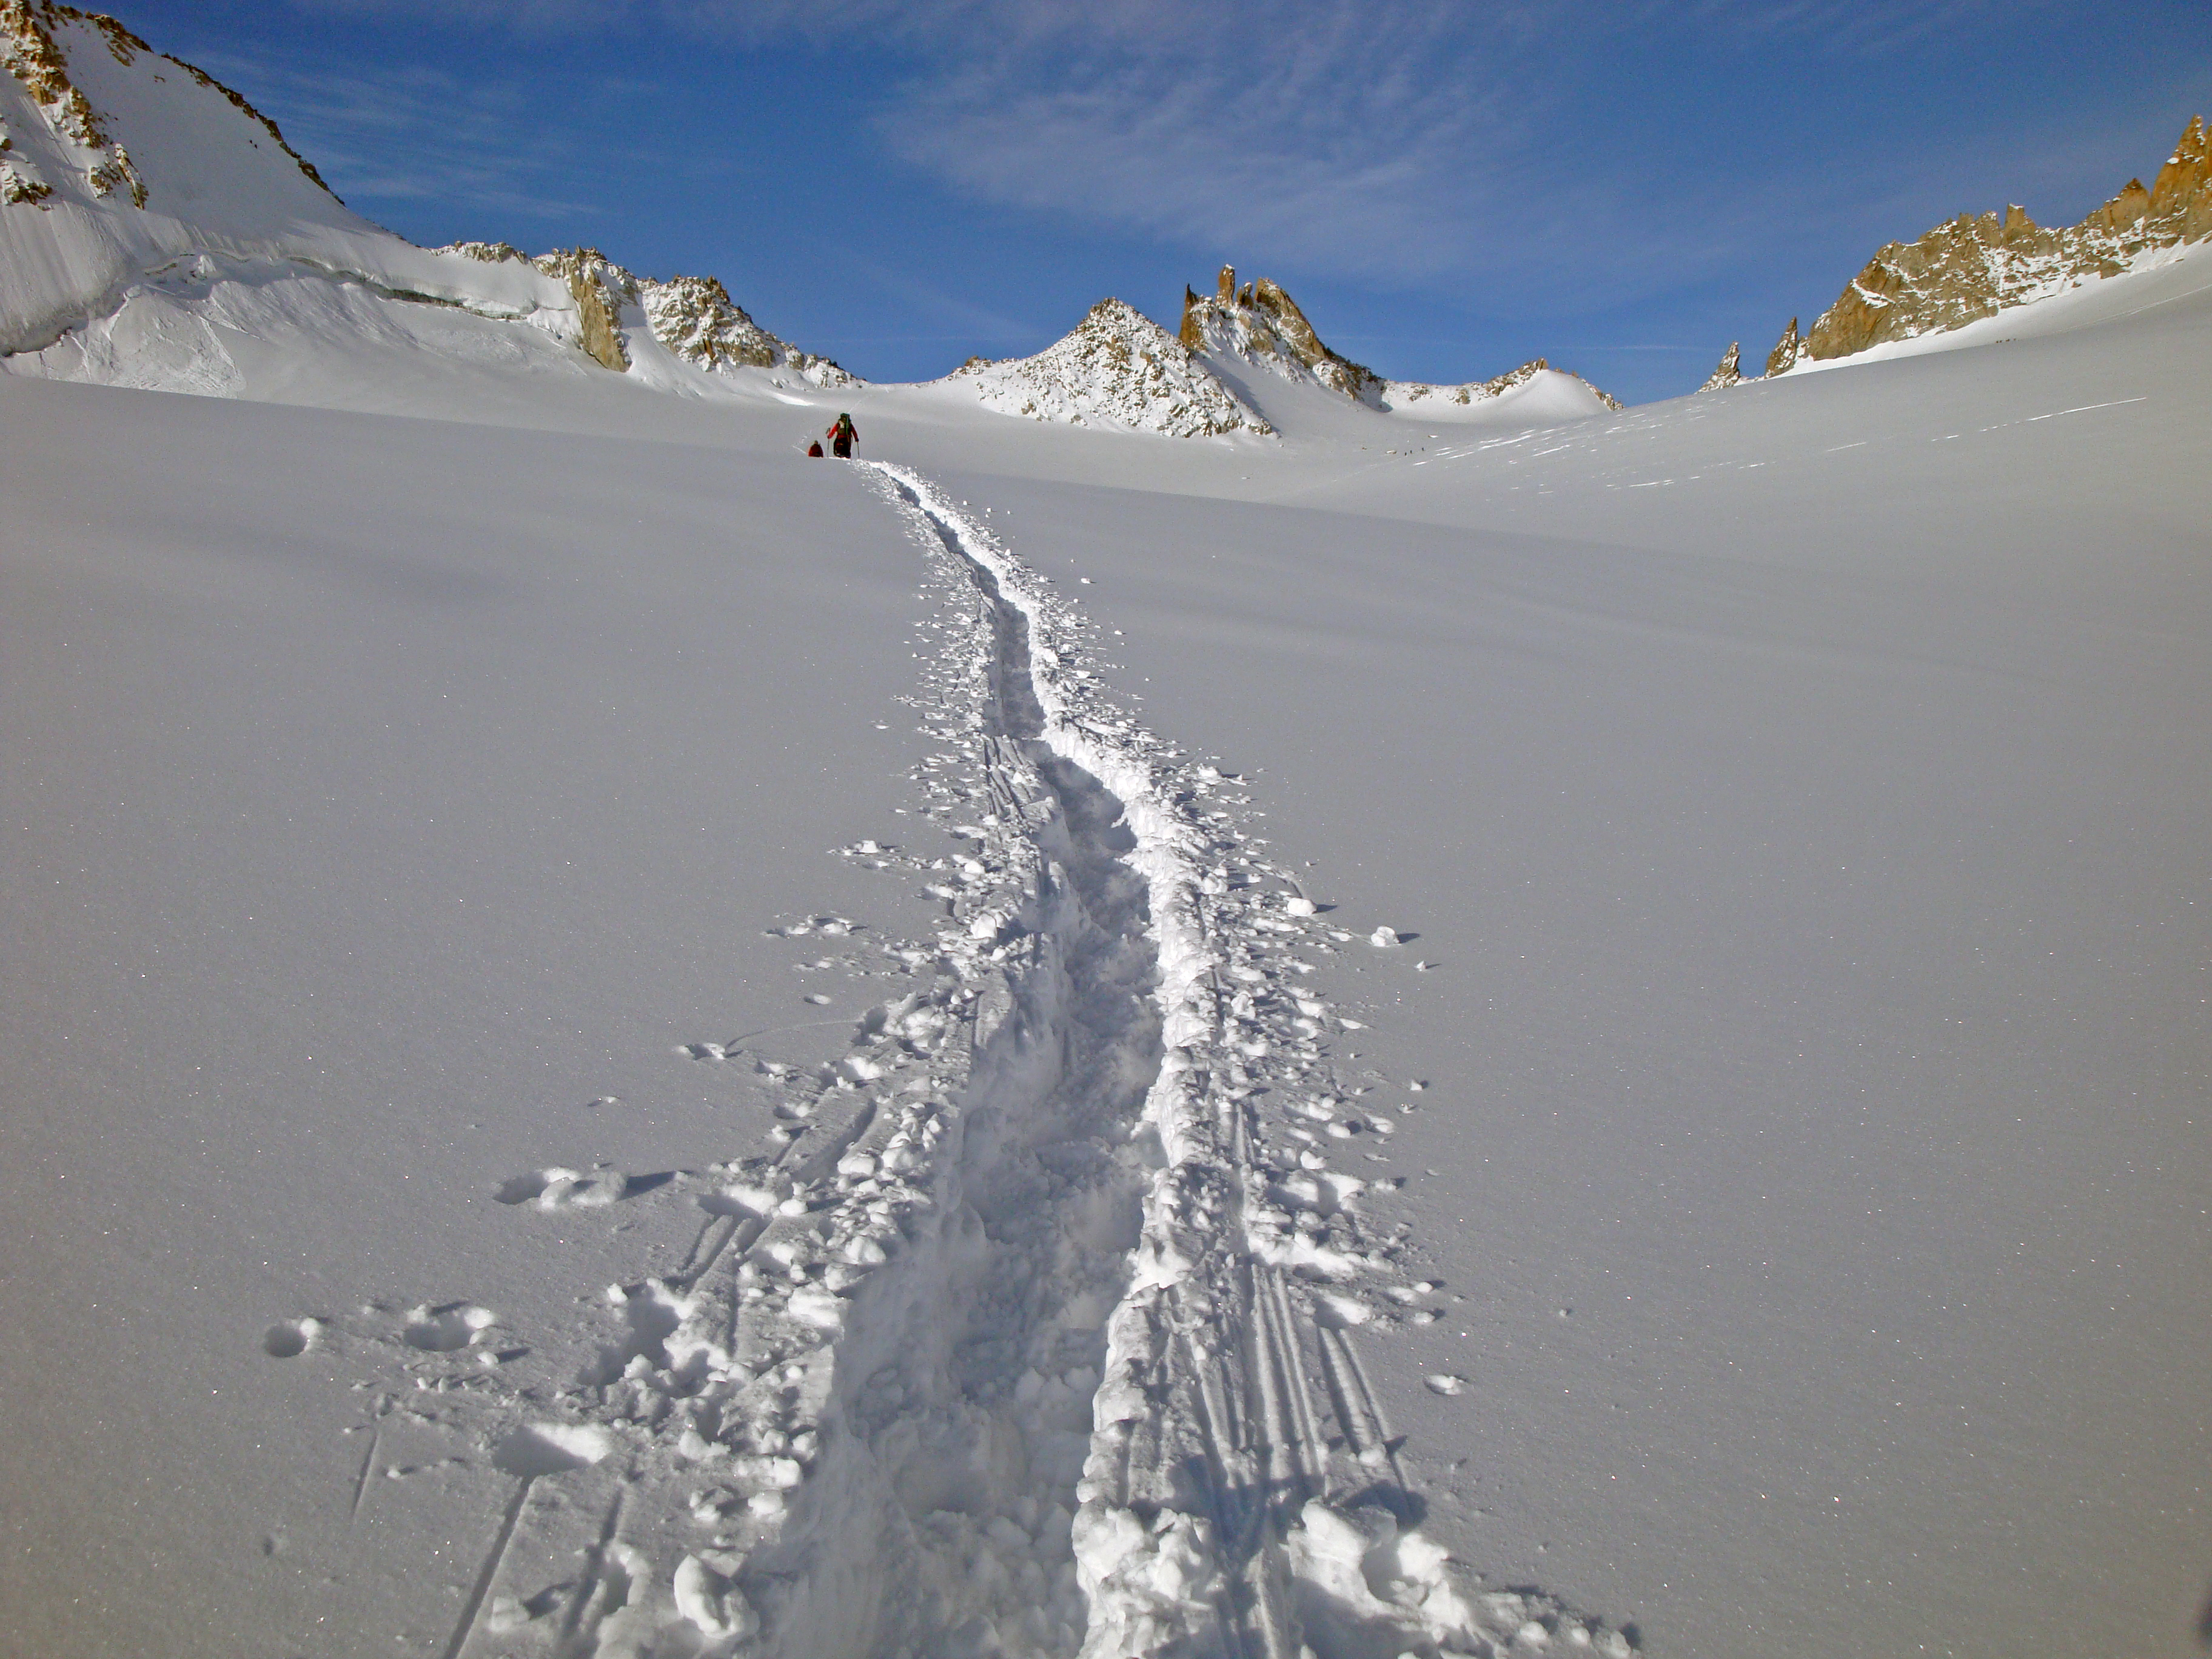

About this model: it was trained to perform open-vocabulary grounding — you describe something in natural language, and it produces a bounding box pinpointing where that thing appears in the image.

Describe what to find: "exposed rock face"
[1698,342,1741,392]
[638,273,855,388]
[1765,317,1801,378]
[1180,263,1384,401]
[532,247,632,372]
[426,247,851,383]
[1797,115,2212,363]
[950,297,1265,437]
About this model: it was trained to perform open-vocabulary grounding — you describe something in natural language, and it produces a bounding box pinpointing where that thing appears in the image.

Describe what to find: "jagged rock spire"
[1698,342,1741,393]
[1765,317,1801,378]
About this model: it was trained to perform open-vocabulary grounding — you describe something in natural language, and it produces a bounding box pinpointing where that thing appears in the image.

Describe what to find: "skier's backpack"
[807,441,824,457]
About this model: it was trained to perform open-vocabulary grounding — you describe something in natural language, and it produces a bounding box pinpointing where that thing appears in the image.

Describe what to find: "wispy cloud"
[274,0,2122,309]
[189,47,608,221]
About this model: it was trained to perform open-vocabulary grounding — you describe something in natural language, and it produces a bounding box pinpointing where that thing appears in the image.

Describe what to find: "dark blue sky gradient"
[110,1,2212,403]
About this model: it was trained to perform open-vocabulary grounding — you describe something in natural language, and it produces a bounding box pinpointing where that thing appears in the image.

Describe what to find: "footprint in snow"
[400,1303,496,1352]
[262,1317,321,1358]
[495,1167,629,1210]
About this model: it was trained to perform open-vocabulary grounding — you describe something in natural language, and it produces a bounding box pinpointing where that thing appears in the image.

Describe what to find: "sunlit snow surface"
[6,216,2212,1659]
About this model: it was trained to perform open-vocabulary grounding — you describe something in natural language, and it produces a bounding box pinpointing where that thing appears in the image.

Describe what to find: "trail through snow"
[334,463,1627,1659]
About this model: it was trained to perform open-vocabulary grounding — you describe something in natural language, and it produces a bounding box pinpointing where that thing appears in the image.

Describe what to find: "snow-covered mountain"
[1746,114,2211,374]
[0,2,850,396]
[937,297,1267,436]
[1179,263,1622,418]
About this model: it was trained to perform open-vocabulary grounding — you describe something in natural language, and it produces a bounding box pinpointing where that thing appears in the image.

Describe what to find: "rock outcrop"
[531,247,631,372]
[948,297,1265,437]
[1788,115,2212,364]
[638,273,854,388]
[2,0,141,206]
[437,245,853,384]
[1698,341,1741,392]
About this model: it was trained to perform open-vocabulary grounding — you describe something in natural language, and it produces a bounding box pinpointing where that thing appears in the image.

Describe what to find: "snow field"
[284,455,1632,1659]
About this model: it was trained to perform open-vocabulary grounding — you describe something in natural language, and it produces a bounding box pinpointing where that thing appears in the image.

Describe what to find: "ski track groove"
[318,462,1631,1659]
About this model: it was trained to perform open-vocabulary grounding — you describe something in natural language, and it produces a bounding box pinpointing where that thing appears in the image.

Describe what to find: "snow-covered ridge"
[1387,354,1623,415]
[940,297,1267,437]
[1740,113,2212,377]
[0,2,565,353]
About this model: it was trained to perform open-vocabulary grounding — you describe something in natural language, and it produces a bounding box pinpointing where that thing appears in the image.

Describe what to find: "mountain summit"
[1180,266,1384,401]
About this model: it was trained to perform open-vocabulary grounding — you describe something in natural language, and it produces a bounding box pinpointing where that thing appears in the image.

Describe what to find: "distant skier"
[826,412,857,458]
[806,440,824,457]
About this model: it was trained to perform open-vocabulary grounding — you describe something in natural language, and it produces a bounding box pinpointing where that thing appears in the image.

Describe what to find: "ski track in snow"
[292,464,1627,1659]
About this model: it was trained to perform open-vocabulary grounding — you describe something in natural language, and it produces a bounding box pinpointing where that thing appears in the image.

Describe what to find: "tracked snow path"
[324,463,1625,1659]
[854,465,1627,1659]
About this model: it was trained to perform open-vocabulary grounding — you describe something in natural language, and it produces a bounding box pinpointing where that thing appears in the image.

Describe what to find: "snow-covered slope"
[934,297,1267,437]
[14,273,2210,1659]
[7,12,2211,1659]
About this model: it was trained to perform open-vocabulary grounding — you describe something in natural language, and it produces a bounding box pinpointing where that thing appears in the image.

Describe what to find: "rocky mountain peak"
[1698,341,1741,393]
[1180,264,1384,402]
[1179,264,1620,414]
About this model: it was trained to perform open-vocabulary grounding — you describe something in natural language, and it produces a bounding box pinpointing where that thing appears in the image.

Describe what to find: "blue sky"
[119,1,2211,403]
